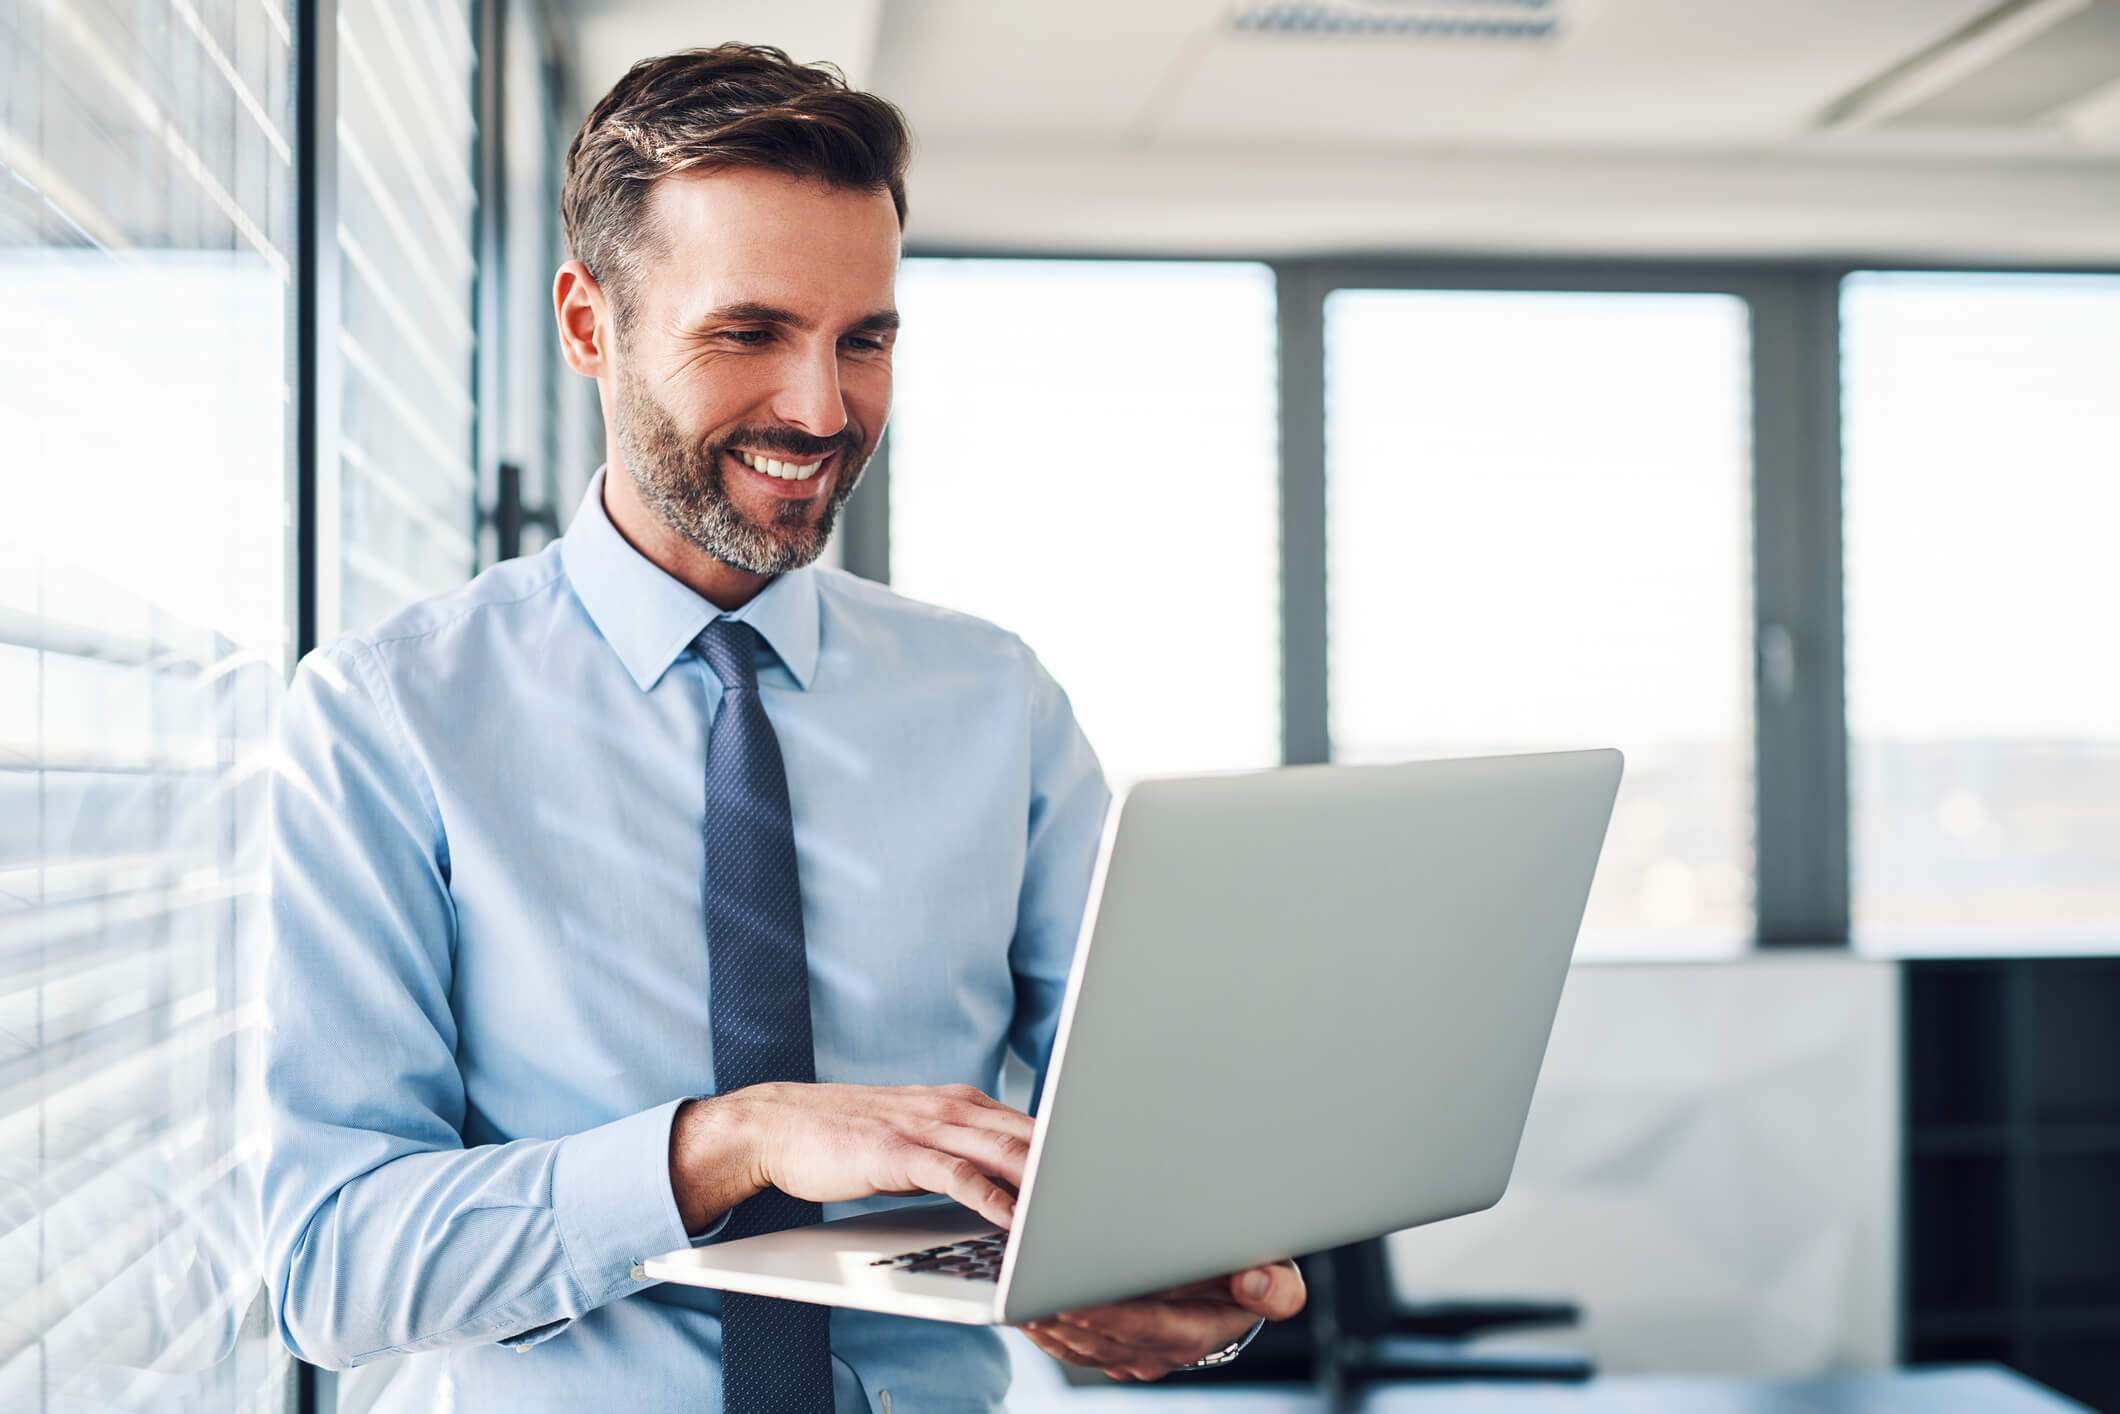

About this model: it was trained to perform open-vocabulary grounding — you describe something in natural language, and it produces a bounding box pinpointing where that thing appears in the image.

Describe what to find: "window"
[1843,271,2120,953]
[889,259,1282,789]
[0,0,296,1403]
[329,0,481,634]
[1324,289,1756,958]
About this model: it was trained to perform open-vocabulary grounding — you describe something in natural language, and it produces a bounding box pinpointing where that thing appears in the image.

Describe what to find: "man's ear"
[554,260,612,378]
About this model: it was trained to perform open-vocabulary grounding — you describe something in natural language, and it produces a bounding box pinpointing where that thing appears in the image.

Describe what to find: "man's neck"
[601,462,775,612]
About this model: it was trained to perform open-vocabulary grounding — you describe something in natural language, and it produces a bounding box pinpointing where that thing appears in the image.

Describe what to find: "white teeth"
[738,450,823,481]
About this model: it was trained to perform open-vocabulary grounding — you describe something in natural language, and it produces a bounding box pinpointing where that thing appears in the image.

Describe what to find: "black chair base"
[1337,1334,1596,1384]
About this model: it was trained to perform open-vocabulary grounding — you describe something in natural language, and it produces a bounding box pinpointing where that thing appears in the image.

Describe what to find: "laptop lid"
[997,748,1622,1323]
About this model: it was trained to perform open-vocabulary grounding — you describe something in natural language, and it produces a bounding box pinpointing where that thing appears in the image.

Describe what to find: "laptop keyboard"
[868,1231,1007,1282]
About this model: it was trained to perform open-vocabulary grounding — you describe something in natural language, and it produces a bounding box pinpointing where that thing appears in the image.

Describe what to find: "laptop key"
[868,1231,1009,1281]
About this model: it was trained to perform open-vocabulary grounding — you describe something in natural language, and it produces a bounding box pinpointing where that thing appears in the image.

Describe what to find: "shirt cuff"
[551,1097,697,1304]
[690,1206,734,1246]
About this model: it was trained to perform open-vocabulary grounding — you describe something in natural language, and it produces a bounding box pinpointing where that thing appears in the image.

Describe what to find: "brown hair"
[562,44,912,325]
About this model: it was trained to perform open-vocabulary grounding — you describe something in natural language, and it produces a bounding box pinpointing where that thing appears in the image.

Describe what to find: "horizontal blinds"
[0,576,287,1414]
[332,0,481,635]
[0,0,296,1402]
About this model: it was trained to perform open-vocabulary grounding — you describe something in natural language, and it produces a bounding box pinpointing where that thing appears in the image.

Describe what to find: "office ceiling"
[558,0,2120,261]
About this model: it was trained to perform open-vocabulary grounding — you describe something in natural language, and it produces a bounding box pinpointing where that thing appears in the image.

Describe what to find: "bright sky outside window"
[0,0,297,1397]
[1843,271,2120,954]
[889,259,1282,791]
[1325,288,1755,959]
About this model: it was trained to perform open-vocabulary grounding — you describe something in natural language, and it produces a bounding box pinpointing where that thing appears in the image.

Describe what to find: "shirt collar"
[560,466,819,693]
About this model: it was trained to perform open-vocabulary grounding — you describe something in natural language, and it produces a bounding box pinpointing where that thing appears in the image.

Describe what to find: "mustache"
[716,424,862,460]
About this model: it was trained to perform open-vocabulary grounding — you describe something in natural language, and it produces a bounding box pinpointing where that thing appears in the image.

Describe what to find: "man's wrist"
[669,1093,765,1234]
[1174,1317,1266,1371]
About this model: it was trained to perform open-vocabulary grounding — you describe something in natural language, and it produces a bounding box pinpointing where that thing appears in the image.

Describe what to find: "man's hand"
[669,1082,1030,1234]
[1016,1260,1306,1381]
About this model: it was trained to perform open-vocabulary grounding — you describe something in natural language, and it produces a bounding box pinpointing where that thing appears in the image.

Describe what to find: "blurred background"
[3,0,2117,1410]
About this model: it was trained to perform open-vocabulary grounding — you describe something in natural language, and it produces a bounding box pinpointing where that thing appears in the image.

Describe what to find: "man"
[261,44,1304,1413]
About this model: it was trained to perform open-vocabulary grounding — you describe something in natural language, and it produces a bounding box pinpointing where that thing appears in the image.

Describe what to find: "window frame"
[883,248,2120,955]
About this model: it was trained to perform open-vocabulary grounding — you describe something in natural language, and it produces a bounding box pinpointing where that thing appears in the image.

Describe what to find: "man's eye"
[843,336,886,353]
[721,329,773,346]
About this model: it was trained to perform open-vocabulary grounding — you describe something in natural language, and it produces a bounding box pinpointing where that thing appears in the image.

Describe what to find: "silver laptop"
[636,748,1623,1325]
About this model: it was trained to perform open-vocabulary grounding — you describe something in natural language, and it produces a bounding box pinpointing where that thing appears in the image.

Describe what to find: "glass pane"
[1843,271,2120,954]
[0,0,296,1399]
[889,259,1281,788]
[1326,289,1754,959]
[332,0,481,633]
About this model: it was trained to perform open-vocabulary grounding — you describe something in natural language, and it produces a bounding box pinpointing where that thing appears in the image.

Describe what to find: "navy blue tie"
[697,618,833,1414]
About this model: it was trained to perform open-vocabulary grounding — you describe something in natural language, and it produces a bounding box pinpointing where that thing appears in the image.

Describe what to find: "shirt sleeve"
[259,641,696,1369]
[1004,641,1113,1111]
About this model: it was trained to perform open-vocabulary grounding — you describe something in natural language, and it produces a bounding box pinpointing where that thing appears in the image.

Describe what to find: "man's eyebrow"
[685,303,900,336]
[689,300,810,331]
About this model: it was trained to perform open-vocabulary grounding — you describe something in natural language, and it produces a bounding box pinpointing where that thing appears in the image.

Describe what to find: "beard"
[611,361,868,576]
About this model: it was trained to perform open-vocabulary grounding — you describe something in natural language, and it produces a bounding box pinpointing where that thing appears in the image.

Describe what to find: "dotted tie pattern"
[697,619,833,1414]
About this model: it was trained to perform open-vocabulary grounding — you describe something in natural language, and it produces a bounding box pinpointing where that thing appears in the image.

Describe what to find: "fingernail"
[1241,1269,1271,1299]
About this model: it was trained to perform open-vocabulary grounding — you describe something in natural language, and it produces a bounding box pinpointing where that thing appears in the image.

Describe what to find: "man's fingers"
[1016,1325,1069,1364]
[922,1121,1031,1192]
[1228,1260,1307,1321]
[920,1086,1035,1143]
[1025,1319,1173,1379]
[903,1146,1017,1228]
[1056,1300,1230,1353]
[1019,1323,1097,1368]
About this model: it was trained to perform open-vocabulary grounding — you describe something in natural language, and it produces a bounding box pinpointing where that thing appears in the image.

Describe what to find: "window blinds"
[1,0,297,1404]
[329,0,481,637]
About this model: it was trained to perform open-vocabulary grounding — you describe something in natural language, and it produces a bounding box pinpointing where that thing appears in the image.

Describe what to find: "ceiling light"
[1230,0,1563,41]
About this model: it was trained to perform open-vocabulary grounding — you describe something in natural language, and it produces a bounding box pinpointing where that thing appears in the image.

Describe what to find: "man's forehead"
[641,167,899,323]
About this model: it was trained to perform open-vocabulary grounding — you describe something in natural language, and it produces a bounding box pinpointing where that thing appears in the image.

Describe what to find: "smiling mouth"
[730,447,829,482]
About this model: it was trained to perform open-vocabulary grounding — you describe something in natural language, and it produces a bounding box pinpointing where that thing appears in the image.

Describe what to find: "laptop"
[635,748,1623,1325]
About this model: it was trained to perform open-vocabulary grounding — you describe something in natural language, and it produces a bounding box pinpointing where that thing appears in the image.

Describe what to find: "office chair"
[1322,1238,1593,1387]
[1177,1238,1594,1389]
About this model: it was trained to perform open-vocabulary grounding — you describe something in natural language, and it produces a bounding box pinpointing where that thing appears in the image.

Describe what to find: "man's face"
[607,167,901,575]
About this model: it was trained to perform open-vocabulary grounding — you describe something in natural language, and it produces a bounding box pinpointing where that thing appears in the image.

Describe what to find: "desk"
[1359,1367,2092,1412]
[1002,1366,2090,1414]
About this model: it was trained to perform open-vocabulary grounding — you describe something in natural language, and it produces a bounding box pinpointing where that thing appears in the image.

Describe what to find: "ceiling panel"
[1476,0,2005,142]
[570,0,886,114]
[1889,0,2120,128]
[868,0,1230,141]
[1154,0,2006,147]
[551,0,2120,258]
[1155,32,1556,144]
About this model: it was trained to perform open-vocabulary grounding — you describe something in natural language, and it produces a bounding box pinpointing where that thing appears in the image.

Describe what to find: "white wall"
[1388,955,1899,1375]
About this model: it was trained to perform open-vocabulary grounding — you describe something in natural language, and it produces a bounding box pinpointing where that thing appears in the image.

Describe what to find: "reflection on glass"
[331,0,481,634]
[889,260,1281,789]
[1,0,295,1400]
[1843,272,2120,953]
[1326,289,1755,958]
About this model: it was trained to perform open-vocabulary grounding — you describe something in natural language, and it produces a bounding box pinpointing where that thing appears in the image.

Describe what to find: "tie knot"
[697,618,760,692]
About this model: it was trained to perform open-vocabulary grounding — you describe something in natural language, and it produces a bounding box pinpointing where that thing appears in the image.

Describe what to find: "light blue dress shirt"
[260,469,1111,1413]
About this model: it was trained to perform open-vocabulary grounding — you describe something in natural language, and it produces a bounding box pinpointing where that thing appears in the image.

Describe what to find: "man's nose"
[771,341,849,439]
